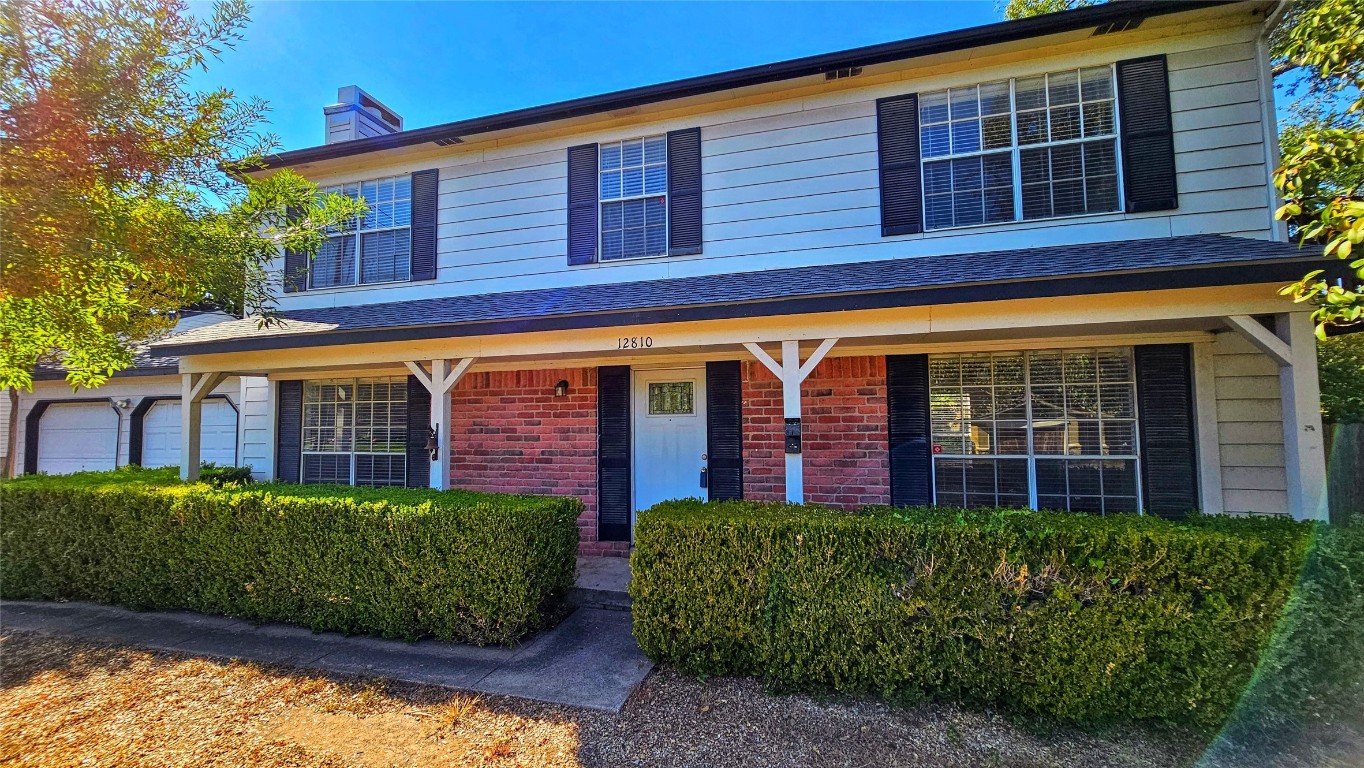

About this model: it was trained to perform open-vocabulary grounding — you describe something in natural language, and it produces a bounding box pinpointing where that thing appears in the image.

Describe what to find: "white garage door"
[141,399,238,468]
[37,403,118,475]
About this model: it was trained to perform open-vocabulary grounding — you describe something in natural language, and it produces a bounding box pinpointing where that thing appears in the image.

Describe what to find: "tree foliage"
[0,0,363,390]
[1274,0,1364,334]
[1001,0,1094,21]
[1319,333,1364,423]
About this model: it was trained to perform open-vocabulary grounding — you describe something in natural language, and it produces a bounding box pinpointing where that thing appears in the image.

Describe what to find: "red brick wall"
[445,357,889,558]
[742,355,890,507]
[447,368,626,557]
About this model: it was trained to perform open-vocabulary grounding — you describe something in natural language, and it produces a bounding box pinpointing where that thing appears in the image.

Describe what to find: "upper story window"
[312,175,412,288]
[599,136,667,261]
[919,66,1119,230]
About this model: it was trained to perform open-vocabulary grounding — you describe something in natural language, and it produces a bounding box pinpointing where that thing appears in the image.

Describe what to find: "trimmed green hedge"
[631,500,1316,726]
[1,467,580,645]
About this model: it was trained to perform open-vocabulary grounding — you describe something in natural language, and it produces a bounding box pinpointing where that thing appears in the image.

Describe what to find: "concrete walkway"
[1,600,653,712]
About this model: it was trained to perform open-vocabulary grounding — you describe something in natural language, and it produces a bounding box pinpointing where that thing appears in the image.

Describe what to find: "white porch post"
[1224,313,1327,520]
[743,338,838,503]
[405,358,475,491]
[1277,312,1328,521]
[180,371,226,481]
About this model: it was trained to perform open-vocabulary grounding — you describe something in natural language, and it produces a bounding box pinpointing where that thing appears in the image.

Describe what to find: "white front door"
[633,367,708,516]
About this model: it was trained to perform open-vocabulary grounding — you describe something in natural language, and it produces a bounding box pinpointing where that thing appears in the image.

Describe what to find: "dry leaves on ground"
[2,631,1360,768]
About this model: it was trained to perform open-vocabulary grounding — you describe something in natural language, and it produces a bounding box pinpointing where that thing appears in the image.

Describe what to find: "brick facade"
[447,356,889,557]
[447,367,627,557]
[742,355,890,507]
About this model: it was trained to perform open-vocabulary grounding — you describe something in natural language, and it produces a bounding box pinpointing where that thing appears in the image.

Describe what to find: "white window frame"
[918,65,1125,233]
[927,348,1145,515]
[300,376,408,487]
[310,175,412,289]
[598,135,669,262]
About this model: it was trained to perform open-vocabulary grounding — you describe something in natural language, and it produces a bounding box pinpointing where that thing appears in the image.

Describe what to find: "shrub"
[631,500,1314,726]
[0,470,581,644]
[1219,519,1364,739]
[199,462,254,487]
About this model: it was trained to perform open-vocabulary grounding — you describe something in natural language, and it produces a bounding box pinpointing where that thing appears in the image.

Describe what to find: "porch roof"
[150,235,1323,357]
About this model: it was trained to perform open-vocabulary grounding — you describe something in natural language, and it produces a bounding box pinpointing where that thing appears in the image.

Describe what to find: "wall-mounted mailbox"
[784,418,802,454]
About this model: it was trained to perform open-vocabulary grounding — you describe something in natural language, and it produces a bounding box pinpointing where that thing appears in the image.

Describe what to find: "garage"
[139,398,238,468]
[36,402,119,475]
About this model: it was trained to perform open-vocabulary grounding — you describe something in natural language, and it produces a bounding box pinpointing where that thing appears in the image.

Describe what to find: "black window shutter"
[1117,55,1178,213]
[667,127,703,256]
[1135,344,1198,519]
[567,143,599,266]
[405,376,431,488]
[597,365,631,541]
[409,169,439,281]
[877,94,924,237]
[706,360,743,501]
[887,354,932,506]
[282,206,308,293]
[275,380,303,483]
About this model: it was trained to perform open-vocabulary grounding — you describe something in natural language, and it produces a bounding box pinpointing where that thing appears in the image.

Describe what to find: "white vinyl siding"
[1211,332,1289,515]
[276,23,1275,310]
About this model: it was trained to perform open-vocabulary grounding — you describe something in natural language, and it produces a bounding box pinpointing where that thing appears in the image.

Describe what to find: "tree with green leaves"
[0,0,363,392]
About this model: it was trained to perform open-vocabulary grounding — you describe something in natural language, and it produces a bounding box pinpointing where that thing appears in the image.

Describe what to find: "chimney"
[323,86,403,144]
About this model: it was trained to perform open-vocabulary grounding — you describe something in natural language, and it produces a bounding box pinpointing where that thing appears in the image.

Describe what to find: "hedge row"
[1,468,581,645]
[631,500,1319,726]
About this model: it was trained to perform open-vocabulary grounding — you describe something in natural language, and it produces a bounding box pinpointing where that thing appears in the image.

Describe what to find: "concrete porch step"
[569,556,632,611]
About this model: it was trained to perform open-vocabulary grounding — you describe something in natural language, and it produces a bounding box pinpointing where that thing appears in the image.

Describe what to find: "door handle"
[699,467,708,489]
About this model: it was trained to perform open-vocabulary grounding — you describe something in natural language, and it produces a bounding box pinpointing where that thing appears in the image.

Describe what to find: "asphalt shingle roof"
[150,234,1321,356]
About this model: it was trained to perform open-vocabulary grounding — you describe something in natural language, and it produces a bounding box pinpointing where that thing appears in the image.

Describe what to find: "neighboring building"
[14,312,258,476]
[146,1,1332,555]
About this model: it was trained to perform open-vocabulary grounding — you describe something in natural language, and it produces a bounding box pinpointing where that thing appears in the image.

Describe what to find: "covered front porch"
[164,279,1329,554]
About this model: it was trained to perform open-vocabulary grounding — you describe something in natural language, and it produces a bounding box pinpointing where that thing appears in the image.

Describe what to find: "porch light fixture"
[554,380,570,398]
[424,427,439,462]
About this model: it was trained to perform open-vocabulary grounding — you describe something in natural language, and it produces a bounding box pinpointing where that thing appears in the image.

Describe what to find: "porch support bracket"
[406,358,476,490]
[743,338,839,503]
[179,371,228,481]
[1223,314,1326,520]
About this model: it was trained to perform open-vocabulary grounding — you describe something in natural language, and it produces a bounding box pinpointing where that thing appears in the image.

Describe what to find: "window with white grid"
[919,66,1120,230]
[302,376,407,486]
[929,348,1140,514]
[311,175,412,288]
[599,136,667,261]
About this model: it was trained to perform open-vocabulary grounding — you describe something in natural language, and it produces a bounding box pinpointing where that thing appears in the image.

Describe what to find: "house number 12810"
[617,336,654,349]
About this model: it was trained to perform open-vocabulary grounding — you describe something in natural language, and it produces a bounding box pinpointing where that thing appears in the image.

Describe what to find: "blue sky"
[189,1,1003,152]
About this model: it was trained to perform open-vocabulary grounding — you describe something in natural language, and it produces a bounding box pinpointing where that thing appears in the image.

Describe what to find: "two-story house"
[142,0,1331,555]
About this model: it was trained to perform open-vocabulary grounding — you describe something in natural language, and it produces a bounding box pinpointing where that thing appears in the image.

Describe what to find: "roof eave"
[150,254,1324,359]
